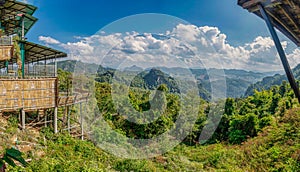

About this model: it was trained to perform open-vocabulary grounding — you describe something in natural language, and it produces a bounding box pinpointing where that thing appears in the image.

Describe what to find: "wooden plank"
[266,9,300,43]
[242,0,282,10]
[0,45,13,61]
[278,5,300,33]
[246,1,282,12]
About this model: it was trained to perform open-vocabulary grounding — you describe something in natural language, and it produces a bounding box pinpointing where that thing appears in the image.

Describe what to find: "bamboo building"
[0,0,89,138]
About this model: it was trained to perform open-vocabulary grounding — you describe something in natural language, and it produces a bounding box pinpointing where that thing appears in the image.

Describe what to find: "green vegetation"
[0,66,299,171]
[4,106,299,171]
[245,64,300,96]
[0,148,27,172]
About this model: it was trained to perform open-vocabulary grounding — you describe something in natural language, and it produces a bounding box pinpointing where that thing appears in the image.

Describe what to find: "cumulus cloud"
[39,36,60,45]
[39,24,300,72]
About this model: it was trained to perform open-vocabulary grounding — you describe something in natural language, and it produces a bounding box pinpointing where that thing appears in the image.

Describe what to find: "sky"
[21,0,300,72]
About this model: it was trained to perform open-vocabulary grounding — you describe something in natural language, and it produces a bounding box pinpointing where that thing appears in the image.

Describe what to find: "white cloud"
[39,36,60,45]
[287,48,300,66]
[39,24,300,72]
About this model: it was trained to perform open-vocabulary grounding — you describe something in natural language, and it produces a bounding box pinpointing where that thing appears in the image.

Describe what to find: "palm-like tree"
[0,148,27,172]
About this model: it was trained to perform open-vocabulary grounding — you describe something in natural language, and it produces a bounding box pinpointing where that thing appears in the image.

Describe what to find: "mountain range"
[53,60,286,99]
[245,64,300,96]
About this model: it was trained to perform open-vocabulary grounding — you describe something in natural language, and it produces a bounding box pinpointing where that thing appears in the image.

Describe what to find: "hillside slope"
[2,107,298,171]
[245,64,300,96]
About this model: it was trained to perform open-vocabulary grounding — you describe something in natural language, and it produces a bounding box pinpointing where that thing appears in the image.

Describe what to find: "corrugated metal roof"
[21,40,67,63]
[0,0,38,35]
[0,41,67,68]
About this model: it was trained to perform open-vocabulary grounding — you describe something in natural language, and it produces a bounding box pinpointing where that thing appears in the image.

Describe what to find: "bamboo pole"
[21,110,25,130]
[80,103,83,140]
[54,107,58,133]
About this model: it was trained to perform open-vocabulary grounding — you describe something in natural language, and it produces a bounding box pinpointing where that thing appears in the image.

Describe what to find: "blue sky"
[27,0,268,44]
[22,0,300,72]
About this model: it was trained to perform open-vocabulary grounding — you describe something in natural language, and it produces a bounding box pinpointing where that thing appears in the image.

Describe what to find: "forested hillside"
[0,67,299,171]
[245,64,300,96]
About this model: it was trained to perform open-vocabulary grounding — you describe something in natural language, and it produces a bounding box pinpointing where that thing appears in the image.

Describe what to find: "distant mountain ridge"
[54,60,278,99]
[245,64,300,97]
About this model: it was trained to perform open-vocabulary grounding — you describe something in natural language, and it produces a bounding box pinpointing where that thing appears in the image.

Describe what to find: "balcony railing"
[0,36,13,46]
[0,64,57,78]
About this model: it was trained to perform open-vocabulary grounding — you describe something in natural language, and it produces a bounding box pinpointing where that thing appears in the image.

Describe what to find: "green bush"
[229,113,258,144]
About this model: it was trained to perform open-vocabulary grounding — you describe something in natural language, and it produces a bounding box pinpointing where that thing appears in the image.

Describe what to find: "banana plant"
[0,148,27,172]
[13,35,22,77]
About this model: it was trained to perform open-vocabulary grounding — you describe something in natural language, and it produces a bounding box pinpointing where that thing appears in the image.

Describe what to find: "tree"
[12,36,22,77]
[224,98,235,116]
[229,113,258,144]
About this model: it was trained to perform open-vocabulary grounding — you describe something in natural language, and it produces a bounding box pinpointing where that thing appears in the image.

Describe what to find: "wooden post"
[5,61,8,74]
[54,55,57,77]
[37,110,40,121]
[67,106,71,133]
[21,110,25,130]
[80,103,83,140]
[54,107,58,133]
[44,109,47,127]
[19,110,21,123]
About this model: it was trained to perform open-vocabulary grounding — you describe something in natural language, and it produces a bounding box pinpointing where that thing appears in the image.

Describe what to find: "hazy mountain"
[54,60,277,99]
[124,65,143,72]
[51,60,99,74]
[245,64,300,97]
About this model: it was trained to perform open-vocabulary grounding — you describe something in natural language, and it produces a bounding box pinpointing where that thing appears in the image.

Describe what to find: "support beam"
[44,109,47,127]
[54,107,58,133]
[54,54,57,77]
[67,106,71,133]
[37,110,40,121]
[259,4,300,103]
[5,61,8,73]
[20,42,25,78]
[21,110,25,130]
[80,103,83,140]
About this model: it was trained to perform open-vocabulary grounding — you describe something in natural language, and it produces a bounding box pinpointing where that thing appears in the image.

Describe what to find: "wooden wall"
[0,45,13,61]
[0,78,58,111]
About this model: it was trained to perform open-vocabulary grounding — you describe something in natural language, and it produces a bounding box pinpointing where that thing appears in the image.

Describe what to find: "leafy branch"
[0,148,27,172]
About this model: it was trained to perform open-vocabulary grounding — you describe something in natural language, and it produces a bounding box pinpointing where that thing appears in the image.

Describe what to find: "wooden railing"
[58,92,90,107]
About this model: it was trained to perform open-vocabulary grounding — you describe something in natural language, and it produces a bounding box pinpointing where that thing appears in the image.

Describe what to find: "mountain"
[245,64,300,96]
[190,68,267,98]
[50,60,100,74]
[142,67,268,98]
[54,60,275,98]
[141,68,180,93]
[124,65,143,72]
[95,67,211,99]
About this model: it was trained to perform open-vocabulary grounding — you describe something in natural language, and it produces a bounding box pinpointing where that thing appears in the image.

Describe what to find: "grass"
[0,108,299,172]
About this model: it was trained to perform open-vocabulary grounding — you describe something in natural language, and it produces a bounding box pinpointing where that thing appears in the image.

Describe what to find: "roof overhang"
[238,0,300,46]
[21,41,67,63]
[0,0,38,35]
[0,41,67,68]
